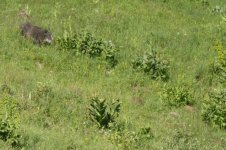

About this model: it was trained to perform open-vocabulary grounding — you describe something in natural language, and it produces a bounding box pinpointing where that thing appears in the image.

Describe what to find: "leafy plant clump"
[0,95,22,148]
[132,50,170,81]
[108,130,138,149]
[107,126,154,149]
[202,89,226,129]
[209,41,226,84]
[88,97,121,129]
[161,85,194,107]
[0,118,21,147]
[57,31,118,68]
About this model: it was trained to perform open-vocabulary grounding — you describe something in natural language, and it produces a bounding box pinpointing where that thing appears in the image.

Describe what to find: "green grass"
[0,0,226,149]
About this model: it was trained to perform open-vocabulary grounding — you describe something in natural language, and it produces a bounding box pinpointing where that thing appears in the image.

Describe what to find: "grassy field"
[0,0,225,149]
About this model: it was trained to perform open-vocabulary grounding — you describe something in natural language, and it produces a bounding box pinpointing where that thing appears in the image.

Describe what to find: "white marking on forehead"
[50,35,53,41]
[44,38,52,43]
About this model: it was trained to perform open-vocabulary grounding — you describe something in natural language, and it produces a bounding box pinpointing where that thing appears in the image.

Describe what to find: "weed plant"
[132,50,169,81]
[88,97,121,129]
[57,31,118,68]
[0,90,22,148]
[202,89,226,129]
[161,85,194,107]
[209,41,226,84]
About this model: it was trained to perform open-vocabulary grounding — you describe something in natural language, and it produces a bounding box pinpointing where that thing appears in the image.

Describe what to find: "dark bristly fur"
[20,22,53,45]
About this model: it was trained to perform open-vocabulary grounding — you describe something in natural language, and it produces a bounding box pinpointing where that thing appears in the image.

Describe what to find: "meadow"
[0,0,225,149]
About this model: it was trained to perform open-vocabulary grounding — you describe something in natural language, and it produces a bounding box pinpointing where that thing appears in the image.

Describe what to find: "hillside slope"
[0,0,225,149]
